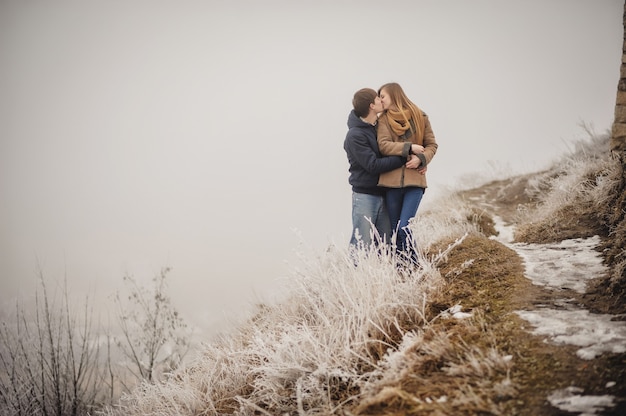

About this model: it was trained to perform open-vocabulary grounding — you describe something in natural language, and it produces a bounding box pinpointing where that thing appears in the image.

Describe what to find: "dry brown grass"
[349,234,545,415]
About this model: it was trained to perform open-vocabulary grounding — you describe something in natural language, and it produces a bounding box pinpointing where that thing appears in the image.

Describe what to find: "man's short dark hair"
[352,88,377,118]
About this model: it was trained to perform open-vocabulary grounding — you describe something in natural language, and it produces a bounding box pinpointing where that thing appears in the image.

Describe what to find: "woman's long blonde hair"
[378,82,425,141]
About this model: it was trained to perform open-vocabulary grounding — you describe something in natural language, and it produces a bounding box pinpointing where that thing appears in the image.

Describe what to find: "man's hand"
[411,144,425,154]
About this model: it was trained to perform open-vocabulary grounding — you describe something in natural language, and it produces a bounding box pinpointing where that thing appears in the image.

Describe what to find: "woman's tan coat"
[376,112,438,188]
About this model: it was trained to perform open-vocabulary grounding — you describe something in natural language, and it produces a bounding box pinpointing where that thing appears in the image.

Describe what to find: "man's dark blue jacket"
[344,110,406,196]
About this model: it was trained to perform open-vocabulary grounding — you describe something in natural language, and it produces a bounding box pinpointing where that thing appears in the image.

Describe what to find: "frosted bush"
[523,134,617,222]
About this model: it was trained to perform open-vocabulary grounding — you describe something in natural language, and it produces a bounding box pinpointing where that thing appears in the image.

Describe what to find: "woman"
[376,82,438,264]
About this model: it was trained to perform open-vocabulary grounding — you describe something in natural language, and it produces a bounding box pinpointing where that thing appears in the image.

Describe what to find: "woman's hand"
[406,154,422,169]
[411,144,425,154]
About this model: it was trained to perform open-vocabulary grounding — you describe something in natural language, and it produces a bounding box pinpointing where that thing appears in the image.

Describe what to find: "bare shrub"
[113,267,190,388]
[0,271,112,416]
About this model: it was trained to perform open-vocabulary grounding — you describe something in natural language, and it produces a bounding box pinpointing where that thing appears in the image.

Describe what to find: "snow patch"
[516,308,626,360]
[490,215,515,243]
[439,304,472,320]
[510,236,605,293]
[548,386,615,416]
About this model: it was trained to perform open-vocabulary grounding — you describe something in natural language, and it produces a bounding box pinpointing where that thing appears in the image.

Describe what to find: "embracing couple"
[343,82,438,265]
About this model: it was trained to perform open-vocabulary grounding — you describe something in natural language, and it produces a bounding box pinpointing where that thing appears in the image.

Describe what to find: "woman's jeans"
[386,187,425,263]
[350,192,391,248]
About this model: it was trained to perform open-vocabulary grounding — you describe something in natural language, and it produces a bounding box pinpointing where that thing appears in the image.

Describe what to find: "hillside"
[354,136,626,415]
[107,134,626,415]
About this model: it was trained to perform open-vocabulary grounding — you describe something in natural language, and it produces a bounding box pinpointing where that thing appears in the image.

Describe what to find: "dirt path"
[459,177,626,415]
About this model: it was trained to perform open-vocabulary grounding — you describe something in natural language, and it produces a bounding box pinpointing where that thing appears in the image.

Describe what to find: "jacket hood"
[347,110,370,129]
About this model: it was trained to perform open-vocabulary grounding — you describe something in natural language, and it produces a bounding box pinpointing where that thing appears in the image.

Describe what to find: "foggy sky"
[0,0,622,334]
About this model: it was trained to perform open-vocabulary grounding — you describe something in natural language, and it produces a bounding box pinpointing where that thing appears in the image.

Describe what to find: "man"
[344,88,415,249]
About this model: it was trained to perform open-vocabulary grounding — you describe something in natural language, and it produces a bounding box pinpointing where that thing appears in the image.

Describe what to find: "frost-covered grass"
[515,133,620,243]
[104,195,491,415]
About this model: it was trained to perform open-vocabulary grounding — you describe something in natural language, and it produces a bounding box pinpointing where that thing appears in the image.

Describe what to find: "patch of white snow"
[511,236,605,293]
[516,308,626,359]
[490,216,515,243]
[439,304,473,320]
[548,386,615,416]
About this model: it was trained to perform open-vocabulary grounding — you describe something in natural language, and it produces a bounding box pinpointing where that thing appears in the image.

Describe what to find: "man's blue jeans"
[350,192,391,248]
[386,187,425,262]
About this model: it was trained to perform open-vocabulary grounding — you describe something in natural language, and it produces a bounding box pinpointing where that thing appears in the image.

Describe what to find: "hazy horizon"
[0,0,622,334]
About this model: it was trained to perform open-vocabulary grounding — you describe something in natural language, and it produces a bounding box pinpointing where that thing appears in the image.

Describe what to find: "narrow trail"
[496,220,626,414]
[462,177,626,415]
